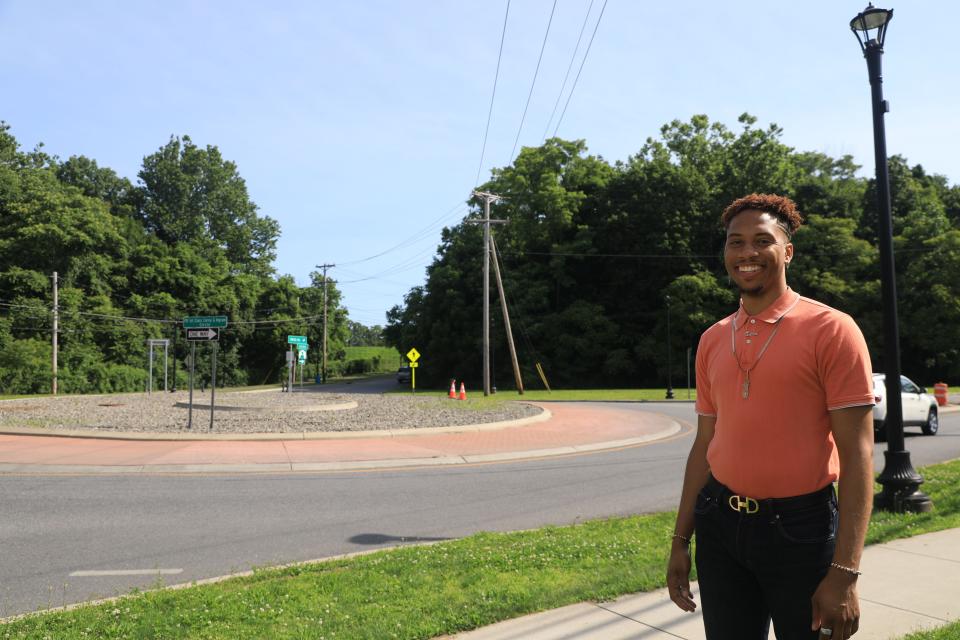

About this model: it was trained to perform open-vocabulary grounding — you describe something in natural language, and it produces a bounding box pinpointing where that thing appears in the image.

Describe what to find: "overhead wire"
[508,0,559,163]
[541,0,595,142]
[335,201,468,267]
[552,0,610,138]
[475,0,512,187]
[336,245,438,284]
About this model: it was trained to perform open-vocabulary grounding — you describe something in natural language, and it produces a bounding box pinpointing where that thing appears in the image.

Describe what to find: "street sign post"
[285,337,308,392]
[183,316,228,329]
[181,316,226,430]
[186,328,219,341]
[406,348,421,392]
[146,339,170,394]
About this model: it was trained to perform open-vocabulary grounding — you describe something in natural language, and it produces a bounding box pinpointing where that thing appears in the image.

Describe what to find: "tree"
[137,136,280,276]
[385,114,959,387]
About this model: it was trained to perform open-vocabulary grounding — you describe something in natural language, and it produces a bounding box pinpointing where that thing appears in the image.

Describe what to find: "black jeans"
[694,476,838,640]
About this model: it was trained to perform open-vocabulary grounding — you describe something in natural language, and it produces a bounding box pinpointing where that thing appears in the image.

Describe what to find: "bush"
[345,358,374,375]
[0,338,51,394]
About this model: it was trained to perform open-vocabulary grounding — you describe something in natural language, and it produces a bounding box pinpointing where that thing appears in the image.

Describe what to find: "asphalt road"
[2,403,958,618]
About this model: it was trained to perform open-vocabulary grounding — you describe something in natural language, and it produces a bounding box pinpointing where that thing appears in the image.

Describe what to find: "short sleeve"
[695,333,717,417]
[819,312,875,410]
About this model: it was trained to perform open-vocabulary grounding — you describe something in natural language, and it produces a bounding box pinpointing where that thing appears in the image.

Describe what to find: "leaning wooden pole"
[489,236,523,394]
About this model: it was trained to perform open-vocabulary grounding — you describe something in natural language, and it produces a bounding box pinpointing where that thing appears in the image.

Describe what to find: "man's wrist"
[829,561,862,578]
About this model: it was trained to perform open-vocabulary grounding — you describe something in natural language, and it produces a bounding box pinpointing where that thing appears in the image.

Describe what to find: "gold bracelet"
[672,533,692,545]
[830,562,862,576]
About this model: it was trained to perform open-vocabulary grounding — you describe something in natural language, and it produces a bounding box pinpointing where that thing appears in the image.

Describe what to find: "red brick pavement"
[0,402,685,471]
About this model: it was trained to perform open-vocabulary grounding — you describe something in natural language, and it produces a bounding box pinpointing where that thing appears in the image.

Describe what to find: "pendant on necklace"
[742,373,750,399]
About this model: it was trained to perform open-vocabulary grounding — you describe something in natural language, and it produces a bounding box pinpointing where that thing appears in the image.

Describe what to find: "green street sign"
[287,335,308,346]
[183,315,228,328]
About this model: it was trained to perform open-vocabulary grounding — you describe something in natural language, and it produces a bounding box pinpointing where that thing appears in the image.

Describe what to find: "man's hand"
[811,570,860,639]
[666,542,697,612]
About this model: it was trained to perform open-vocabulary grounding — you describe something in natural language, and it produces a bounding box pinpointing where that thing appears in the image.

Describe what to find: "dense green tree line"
[385,114,960,389]
[0,122,353,394]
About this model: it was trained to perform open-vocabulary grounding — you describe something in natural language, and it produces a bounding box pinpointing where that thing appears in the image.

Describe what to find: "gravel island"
[0,389,542,435]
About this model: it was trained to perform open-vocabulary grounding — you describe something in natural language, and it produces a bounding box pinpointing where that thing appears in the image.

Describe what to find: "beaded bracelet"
[830,562,862,576]
[672,533,692,545]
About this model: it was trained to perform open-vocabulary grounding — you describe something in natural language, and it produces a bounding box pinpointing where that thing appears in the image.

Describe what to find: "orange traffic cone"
[448,379,457,399]
[458,382,467,401]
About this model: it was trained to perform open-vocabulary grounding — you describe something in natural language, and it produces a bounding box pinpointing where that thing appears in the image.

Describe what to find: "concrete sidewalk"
[0,402,686,474]
[447,527,960,640]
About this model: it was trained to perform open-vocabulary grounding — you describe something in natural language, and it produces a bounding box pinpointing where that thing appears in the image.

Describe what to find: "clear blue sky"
[2,1,957,327]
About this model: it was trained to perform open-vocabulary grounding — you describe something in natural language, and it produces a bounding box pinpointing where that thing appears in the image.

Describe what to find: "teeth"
[739,264,761,272]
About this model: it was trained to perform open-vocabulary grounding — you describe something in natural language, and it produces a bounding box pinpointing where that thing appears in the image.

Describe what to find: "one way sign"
[186,328,219,341]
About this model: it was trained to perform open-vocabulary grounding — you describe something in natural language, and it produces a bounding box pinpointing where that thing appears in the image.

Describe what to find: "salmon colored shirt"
[695,288,875,499]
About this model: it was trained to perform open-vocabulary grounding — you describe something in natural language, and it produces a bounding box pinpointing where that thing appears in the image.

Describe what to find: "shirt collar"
[734,288,801,329]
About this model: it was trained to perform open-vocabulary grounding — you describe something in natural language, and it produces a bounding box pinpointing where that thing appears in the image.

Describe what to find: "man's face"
[724,209,793,298]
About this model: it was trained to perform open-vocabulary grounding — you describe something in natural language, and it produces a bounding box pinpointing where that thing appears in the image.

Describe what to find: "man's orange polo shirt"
[695,288,875,499]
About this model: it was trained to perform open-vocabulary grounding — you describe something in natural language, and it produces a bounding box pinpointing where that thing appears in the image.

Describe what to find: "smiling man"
[665,194,876,640]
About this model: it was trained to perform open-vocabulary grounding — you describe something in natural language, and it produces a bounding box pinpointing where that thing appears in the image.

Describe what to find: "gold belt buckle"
[728,494,759,514]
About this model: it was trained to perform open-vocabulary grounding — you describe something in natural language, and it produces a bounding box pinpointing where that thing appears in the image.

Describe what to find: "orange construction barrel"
[933,382,948,407]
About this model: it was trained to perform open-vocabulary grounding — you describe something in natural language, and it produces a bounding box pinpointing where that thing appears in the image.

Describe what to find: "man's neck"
[740,284,788,316]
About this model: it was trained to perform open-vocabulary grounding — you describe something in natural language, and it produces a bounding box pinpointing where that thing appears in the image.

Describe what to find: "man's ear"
[785,242,794,267]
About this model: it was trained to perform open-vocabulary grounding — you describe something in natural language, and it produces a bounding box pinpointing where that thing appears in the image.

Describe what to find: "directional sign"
[409,362,419,368]
[406,347,420,363]
[186,328,219,341]
[287,335,308,346]
[184,316,228,329]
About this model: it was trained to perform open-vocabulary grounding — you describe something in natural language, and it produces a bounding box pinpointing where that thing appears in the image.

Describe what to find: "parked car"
[872,373,938,439]
[397,366,412,384]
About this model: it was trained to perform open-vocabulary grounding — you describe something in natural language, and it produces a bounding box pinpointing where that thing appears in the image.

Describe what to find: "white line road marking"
[69,569,184,577]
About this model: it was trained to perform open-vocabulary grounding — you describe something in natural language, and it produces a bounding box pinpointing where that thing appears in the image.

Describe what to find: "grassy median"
[3,460,959,639]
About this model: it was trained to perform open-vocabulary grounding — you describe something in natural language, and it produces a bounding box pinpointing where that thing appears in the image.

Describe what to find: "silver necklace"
[730,312,785,399]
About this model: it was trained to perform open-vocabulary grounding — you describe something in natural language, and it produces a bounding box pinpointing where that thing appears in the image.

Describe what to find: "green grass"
[900,621,960,639]
[1,513,677,639]
[389,388,697,403]
[344,346,401,362]
[516,388,696,401]
[4,459,960,639]
[343,346,402,373]
[867,457,960,544]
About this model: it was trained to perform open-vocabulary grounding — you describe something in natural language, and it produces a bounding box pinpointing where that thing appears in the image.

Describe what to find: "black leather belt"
[704,475,834,515]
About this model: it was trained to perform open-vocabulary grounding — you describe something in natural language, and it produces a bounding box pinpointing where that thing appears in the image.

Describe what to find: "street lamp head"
[850,3,893,54]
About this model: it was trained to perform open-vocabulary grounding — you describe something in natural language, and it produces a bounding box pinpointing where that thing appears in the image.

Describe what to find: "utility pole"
[490,236,523,394]
[51,271,58,395]
[469,191,506,396]
[316,263,335,384]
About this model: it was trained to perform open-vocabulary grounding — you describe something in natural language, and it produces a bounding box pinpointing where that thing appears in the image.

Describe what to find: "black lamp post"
[850,4,931,512]
[665,295,674,400]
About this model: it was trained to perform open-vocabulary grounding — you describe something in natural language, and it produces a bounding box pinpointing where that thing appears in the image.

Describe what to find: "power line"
[336,245,438,283]
[552,0,610,138]
[542,0,595,142]
[0,300,331,327]
[508,0,558,163]
[475,0,512,187]
[336,201,468,266]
